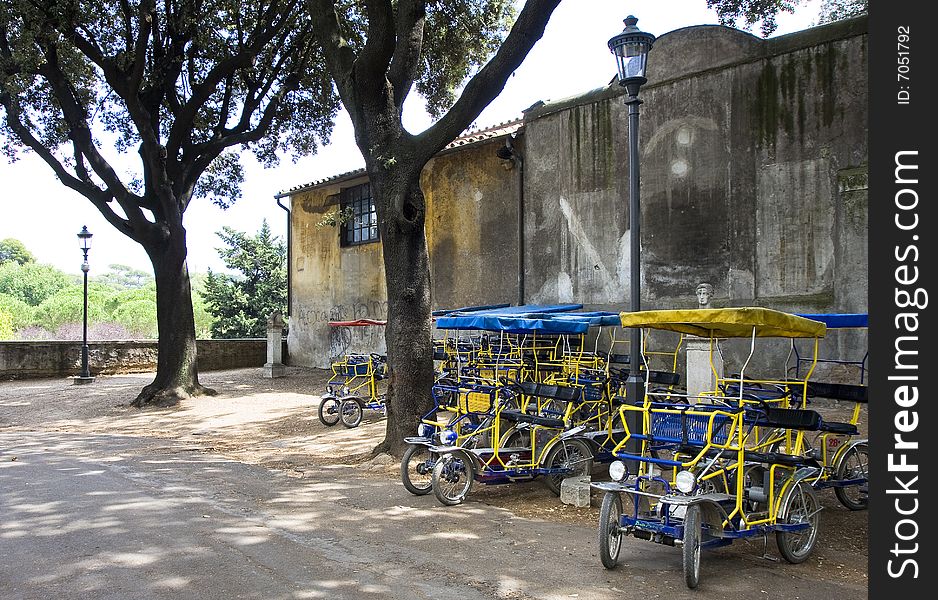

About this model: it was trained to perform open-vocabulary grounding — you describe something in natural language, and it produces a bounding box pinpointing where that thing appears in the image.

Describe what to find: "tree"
[705,0,867,36]
[307,0,561,454]
[0,237,34,265]
[0,261,70,305]
[94,264,154,289]
[1,1,338,405]
[705,0,801,36]
[817,0,867,24]
[200,219,285,338]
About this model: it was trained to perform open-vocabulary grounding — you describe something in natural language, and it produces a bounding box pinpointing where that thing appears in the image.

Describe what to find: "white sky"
[0,0,822,276]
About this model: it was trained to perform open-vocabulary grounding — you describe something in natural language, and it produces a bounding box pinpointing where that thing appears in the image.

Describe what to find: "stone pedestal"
[264,311,286,378]
[685,337,723,402]
[560,475,592,507]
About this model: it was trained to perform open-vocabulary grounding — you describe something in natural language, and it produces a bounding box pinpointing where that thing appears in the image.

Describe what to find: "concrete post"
[685,337,722,401]
[264,311,286,378]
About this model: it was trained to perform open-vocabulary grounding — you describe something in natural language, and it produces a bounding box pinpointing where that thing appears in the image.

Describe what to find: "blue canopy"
[431,303,510,317]
[549,311,621,327]
[436,313,591,334]
[436,308,618,334]
[796,313,868,328]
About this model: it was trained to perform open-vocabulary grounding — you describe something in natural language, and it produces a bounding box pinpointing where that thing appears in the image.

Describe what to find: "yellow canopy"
[618,307,826,338]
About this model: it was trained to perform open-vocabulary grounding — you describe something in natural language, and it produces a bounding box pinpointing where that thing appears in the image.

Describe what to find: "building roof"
[275,118,523,198]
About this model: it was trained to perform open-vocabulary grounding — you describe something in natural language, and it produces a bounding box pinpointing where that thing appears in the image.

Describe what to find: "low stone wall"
[0,339,289,379]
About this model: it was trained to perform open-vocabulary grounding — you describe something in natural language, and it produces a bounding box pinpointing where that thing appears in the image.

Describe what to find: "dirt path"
[0,367,869,596]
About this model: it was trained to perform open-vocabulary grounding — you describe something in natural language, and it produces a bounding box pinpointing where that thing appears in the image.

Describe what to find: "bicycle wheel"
[340,399,364,428]
[542,438,592,496]
[834,443,869,511]
[431,454,473,506]
[598,491,623,569]
[776,481,820,564]
[318,396,340,426]
[401,444,436,495]
[683,504,702,589]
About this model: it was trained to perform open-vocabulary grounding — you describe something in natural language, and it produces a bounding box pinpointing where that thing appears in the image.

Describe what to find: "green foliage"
[416,1,516,118]
[0,238,34,265]
[93,264,154,290]
[32,286,108,332]
[112,299,159,338]
[818,0,867,24]
[0,292,33,329]
[1,0,339,188]
[706,0,802,36]
[0,307,13,339]
[189,274,214,339]
[0,261,70,305]
[316,206,355,228]
[200,220,286,338]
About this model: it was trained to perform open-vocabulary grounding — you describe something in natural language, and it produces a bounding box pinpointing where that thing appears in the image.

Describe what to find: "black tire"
[598,492,623,569]
[401,444,435,496]
[340,399,364,428]
[776,481,820,564]
[833,443,869,511]
[318,396,340,426]
[431,454,474,506]
[683,505,702,589]
[542,438,592,496]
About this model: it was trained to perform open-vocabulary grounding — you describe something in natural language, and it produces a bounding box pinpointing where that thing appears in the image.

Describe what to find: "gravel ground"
[0,367,869,591]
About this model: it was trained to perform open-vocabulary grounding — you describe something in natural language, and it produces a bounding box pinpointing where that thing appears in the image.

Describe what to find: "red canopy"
[328,319,387,327]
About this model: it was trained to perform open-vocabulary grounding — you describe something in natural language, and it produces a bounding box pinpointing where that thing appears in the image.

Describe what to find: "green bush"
[0,309,14,339]
[0,293,34,330]
[112,298,159,338]
[0,262,71,306]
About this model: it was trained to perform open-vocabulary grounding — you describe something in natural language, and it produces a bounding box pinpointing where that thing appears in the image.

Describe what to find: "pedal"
[760,534,779,562]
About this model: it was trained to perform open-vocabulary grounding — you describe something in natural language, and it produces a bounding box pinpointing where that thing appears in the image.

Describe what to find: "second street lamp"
[75,225,95,384]
[609,15,654,461]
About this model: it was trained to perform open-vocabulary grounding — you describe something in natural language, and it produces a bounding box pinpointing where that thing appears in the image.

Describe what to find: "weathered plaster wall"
[523,17,867,327]
[423,142,521,310]
[287,140,520,368]
[287,178,388,368]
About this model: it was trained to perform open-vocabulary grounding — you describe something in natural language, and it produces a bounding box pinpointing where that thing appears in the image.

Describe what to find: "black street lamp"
[75,225,94,384]
[609,16,654,429]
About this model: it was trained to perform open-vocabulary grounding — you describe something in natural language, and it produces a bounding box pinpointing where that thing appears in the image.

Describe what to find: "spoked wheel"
[598,492,623,569]
[543,438,592,496]
[834,443,869,510]
[776,481,821,563]
[317,396,340,426]
[683,505,702,589]
[431,454,474,506]
[340,399,364,428]
[401,444,436,495]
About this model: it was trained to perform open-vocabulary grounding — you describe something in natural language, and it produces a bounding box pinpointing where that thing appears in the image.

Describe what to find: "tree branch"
[0,91,135,239]
[307,0,359,115]
[354,0,396,89]
[388,0,426,111]
[417,0,560,159]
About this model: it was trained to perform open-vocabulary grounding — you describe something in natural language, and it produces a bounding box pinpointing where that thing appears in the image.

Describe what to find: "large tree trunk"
[372,170,435,456]
[132,221,214,407]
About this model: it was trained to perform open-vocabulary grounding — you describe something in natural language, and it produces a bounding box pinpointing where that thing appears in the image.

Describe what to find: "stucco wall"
[523,17,867,318]
[287,140,520,368]
[287,178,388,368]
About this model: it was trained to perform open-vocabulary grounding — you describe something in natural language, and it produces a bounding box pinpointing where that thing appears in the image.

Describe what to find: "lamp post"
[609,16,654,453]
[75,226,94,384]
